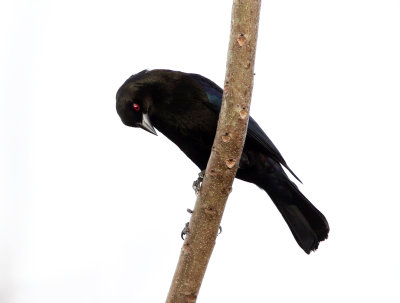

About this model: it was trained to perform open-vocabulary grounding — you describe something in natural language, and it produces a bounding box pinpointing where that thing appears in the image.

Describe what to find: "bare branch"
[166,1,261,302]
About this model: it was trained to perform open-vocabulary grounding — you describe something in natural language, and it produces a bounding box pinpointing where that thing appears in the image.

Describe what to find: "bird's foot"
[192,170,205,196]
[181,209,222,240]
[181,223,222,239]
[181,209,193,240]
[181,222,190,240]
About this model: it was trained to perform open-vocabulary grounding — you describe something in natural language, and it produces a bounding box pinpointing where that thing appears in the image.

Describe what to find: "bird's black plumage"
[116,69,329,253]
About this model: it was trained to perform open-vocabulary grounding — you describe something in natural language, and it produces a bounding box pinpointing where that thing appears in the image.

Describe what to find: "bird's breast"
[151,107,218,170]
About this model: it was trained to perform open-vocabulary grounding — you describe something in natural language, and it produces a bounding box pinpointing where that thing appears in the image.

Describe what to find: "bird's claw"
[181,222,190,240]
[181,206,222,240]
[181,209,193,239]
[192,170,205,196]
[181,221,222,240]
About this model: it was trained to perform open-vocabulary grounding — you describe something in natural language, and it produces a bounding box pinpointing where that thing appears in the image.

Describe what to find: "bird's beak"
[139,113,157,135]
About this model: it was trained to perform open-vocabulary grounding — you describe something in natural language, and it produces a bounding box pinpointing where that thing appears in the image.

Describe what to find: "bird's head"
[116,70,157,136]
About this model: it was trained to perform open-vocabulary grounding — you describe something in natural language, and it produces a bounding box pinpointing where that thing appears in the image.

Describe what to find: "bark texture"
[166,1,261,302]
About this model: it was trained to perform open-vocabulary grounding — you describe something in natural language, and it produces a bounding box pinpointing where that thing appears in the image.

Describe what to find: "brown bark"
[166,1,261,302]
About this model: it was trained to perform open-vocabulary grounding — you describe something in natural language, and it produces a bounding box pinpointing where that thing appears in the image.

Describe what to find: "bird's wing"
[188,73,223,112]
[189,73,301,182]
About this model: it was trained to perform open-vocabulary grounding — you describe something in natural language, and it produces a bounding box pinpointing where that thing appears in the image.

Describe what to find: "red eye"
[133,103,140,111]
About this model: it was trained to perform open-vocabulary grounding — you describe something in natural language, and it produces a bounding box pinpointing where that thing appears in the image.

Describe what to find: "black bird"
[116,69,329,253]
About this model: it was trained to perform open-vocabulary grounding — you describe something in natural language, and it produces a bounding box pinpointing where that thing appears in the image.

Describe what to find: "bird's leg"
[192,170,205,196]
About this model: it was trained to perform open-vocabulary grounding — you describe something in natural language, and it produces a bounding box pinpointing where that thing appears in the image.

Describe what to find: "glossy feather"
[116,69,329,253]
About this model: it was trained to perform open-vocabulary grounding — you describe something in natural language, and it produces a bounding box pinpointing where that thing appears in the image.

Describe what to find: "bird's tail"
[259,171,329,254]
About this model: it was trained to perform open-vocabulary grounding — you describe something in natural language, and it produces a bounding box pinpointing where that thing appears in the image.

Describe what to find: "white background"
[1,0,399,302]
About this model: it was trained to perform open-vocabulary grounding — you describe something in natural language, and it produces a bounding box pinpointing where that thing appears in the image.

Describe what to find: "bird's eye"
[133,103,140,111]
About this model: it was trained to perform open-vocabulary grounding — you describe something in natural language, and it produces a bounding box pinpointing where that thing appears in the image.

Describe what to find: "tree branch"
[166,1,261,302]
